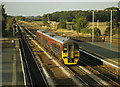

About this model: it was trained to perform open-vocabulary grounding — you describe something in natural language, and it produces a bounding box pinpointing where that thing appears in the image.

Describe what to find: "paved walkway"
[2,39,24,86]
[78,42,120,63]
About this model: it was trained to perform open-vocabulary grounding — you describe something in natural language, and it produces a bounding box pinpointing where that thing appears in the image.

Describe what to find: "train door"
[68,43,74,59]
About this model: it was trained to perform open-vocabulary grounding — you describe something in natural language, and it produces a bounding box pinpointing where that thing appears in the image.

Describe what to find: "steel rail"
[23,32,49,87]
[19,37,33,87]
[19,26,49,87]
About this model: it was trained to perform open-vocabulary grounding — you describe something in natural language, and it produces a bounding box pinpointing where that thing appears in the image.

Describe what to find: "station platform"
[1,38,24,86]
[78,41,120,66]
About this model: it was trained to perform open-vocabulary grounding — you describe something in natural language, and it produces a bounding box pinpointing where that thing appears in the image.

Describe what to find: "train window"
[56,45,60,50]
[63,45,67,53]
[39,34,41,38]
[43,37,45,43]
[74,43,79,51]
[51,42,56,48]
[45,38,48,44]
[56,45,60,54]
[69,45,73,51]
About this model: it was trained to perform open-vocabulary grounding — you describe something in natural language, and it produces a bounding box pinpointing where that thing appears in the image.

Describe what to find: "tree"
[89,27,101,36]
[42,14,49,26]
[80,28,91,34]
[14,16,25,21]
[104,7,119,11]
[73,13,88,32]
[1,5,8,37]
[94,27,101,36]
[1,5,7,30]
[6,17,14,31]
[104,19,119,36]
[57,20,67,29]
[104,27,110,36]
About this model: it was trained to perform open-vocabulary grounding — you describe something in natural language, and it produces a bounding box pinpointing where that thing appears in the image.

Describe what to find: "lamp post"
[88,10,96,44]
[97,20,99,28]
[104,10,117,48]
[106,10,117,48]
[13,24,15,37]
[92,11,94,44]
[110,10,112,48]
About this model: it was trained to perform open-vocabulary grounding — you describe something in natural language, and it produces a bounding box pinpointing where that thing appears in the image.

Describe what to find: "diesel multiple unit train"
[36,30,80,65]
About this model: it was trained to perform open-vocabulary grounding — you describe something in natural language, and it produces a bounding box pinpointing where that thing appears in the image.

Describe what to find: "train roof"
[37,29,71,44]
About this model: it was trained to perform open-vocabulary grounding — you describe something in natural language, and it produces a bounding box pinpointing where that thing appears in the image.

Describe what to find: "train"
[36,30,80,65]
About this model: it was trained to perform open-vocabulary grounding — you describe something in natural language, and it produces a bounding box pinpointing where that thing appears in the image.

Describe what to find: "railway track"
[18,27,49,87]
[20,25,86,86]
[18,24,120,86]
[78,53,120,86]
[24,28,108,86]
[67,66,102,86]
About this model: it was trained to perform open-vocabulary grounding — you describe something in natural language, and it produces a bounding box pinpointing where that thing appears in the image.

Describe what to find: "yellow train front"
[61,40,80,65]
[36,30,80,65]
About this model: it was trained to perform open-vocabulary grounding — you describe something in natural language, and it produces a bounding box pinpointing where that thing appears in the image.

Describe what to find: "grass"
[67,22,108,35]
[19,21,108,36]
[22,21,108,36]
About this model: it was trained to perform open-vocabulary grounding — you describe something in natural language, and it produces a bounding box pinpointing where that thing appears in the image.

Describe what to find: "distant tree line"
[42,7,119,36]
[47,7,120,22]
[14,16,42,22]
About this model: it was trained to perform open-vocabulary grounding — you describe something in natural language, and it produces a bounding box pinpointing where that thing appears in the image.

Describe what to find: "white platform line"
[79,49,120,69]
[78,65,109,86]
[19,48,27,87]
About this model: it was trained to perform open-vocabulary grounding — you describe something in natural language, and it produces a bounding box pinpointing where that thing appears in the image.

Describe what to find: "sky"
[1,0,120,16]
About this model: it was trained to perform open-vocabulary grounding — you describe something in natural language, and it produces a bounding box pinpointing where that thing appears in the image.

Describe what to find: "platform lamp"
[13,24,15,37]
[88,10,97,44]
[92,11,94,44]
[105,10,117,48]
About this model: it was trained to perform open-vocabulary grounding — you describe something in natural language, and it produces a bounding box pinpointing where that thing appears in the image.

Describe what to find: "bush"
[104,27,110,36]
[94,27,101,36]
[57,20,67,29]
[6,18,14,31]
[80,28,91,34]
[72,15,88,33]
[66,25,71,30]
[90,27,101,36]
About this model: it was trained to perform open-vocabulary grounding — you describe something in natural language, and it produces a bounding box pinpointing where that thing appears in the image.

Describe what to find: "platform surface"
[2,38,24,86]
[78,42,120,65]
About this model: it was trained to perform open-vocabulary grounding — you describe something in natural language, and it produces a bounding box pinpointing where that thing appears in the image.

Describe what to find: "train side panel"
[36,31,62,59]
[48,37,63,58]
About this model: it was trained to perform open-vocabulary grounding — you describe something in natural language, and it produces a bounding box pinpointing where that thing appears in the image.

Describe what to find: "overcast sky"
[1,1,119,16]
